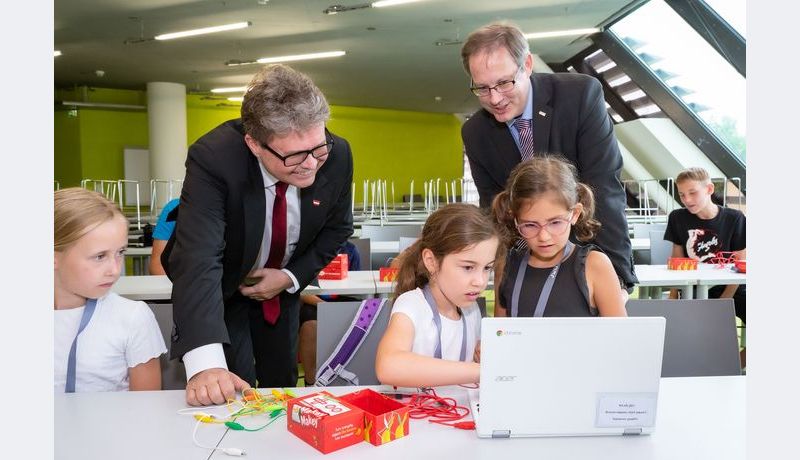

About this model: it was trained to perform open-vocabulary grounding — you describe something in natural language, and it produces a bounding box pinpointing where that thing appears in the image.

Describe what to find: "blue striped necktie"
[514,118,535,161]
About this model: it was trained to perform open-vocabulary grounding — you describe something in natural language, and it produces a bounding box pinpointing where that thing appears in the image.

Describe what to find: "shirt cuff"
[183,343,228,381]
[282,268,300,293]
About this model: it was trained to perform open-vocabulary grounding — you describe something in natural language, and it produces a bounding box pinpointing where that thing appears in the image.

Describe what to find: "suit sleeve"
[167,143,230,359]
[575,78,637,286]
[284,140,355,289]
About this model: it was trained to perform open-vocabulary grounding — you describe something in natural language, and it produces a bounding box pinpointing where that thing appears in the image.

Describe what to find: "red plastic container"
[667,257,698,270]
[318,254,349,280]
[734,260,746,273]
[339,389,410,446]
[379,267,398,282]
[287,391,364,454]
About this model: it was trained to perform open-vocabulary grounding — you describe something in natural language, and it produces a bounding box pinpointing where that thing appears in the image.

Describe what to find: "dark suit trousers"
[223,292,300,387]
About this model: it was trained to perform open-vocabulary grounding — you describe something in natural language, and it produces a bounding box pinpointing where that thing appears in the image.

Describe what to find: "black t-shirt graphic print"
[664,205,746,262]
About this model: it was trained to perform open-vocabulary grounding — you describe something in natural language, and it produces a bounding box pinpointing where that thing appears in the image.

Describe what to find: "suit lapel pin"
[538,111,547,117]
[313,199,321,206]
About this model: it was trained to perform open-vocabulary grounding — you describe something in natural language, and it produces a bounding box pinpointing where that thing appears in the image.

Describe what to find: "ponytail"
[392,239,429,299]
[573,182,601,241]
[491,190,518,248]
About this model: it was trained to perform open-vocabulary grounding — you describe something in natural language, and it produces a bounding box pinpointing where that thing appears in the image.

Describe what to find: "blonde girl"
[55,188,166,392]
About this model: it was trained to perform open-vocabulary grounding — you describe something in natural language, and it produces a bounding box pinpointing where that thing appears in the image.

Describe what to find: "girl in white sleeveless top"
[375,203,501,388]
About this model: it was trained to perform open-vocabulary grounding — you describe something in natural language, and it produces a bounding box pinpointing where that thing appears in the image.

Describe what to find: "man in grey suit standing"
[460,21,637,294]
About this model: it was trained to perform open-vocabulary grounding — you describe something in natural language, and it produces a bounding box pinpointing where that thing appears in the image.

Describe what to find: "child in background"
[375,203,501,387]
[54,188,167,392]
[148,197,180,275]
[664,167,746,363]
[492,157,627,317]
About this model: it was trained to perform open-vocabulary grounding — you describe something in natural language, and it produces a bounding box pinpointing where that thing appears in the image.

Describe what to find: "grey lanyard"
[422,285,467,361]
[65,298,97,393]
[510,242,573,318]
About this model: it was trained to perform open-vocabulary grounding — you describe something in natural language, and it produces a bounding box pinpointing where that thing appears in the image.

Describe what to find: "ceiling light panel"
[155,22,251,41]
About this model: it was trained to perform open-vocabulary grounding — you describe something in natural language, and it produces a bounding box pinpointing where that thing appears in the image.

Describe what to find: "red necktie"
[515,118,535,161]
[262,181,288,324]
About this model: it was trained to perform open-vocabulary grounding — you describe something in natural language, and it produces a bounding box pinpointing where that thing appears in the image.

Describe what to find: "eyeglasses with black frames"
[514,210,574,238]
[260,131,335,167]
[470,66,523,97]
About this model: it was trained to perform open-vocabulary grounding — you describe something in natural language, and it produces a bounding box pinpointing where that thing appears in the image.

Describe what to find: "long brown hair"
[492,156,601,246]
[393,203,503,299]
[55,188,126,252]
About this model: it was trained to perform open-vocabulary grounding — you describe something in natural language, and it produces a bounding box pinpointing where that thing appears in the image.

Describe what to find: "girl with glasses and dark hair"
[491,156,627,318]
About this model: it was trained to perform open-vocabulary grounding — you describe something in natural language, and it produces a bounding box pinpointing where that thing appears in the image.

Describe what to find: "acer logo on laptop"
[495,375,517,382]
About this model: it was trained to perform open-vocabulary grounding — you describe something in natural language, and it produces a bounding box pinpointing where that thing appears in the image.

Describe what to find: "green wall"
[55,88,464,202]
[187,95,240,144]
[54,110,82,188]
[78,110,149,180]
[328,106,463,204]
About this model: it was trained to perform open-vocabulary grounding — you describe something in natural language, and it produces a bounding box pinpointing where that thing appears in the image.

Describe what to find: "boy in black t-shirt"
[664,167,746,365]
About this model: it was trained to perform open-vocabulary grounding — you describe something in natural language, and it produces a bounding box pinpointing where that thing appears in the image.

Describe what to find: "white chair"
[398,236,418,252]
[633,223,667,264]
[633,223,667,239]
[359,224,422,242]
[649,230,673,265]
[347,237,371,271]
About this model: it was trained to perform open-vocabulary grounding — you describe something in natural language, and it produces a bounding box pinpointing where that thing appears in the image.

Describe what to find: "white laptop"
[469,317,666,438]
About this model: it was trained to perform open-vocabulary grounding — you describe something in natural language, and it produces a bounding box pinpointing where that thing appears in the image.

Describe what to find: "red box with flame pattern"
[339,389,410,446]
[287,391,364,454]
[378,267,398,282]
[667,257,698,270]
[318,254,349,280]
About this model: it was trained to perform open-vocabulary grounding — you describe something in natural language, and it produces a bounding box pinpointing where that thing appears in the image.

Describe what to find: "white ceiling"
[54,0,635,114]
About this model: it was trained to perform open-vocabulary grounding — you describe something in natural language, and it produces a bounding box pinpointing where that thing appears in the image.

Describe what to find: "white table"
[213,377,745,459]
[634,265,696,299]
[113,275,173,301]
[303,270,378,296]
[694,264,747,299]
[55,390,221,460]
[55,377,744,460]
[113,271,383,302]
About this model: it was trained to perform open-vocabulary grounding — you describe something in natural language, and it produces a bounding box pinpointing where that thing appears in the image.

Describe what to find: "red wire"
[403,388,473,429]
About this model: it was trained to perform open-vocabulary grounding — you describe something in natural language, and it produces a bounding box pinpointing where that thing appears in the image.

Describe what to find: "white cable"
[192,419,247,456]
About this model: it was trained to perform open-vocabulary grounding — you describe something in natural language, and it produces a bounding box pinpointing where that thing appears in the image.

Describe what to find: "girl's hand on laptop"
[473,340,481,363]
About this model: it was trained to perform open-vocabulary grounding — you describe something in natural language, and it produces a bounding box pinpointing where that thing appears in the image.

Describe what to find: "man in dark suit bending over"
[460,22,637,293]
[162,64,354,406]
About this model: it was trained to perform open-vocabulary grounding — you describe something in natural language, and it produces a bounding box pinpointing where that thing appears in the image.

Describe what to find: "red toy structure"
[709,251,737,268]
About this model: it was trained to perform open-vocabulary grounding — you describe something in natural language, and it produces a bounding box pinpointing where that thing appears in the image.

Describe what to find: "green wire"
[225,413,286,432]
